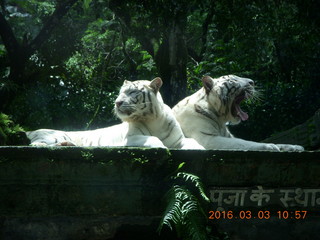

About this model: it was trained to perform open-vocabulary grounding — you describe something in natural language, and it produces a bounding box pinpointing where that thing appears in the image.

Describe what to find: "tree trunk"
[155,23,188,107]
[0,0,79,112]
[108,1,190,107]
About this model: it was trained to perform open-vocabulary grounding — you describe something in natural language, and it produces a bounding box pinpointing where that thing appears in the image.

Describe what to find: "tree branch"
[199,5,215,59]
[186,5,214,62]
[109,0,155,57]
[187,47,202,63]
[120,24,137,78]
[28,0,79,55]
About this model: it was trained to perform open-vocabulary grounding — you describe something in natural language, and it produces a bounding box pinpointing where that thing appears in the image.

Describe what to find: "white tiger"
[172,75,304,152]
[27,77,204,149]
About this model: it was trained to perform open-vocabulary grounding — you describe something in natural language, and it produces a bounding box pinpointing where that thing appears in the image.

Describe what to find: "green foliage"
[158,161,231,240]
[81,150,94,161]
[175,172,210,202]
[1,1,160,130]
[159,184,208,240]
[0,113,28,145]
[82,0,93,10]
[159,172,207,239]
[1,0,319,140]
[4,0,55,35]
[159,164,217,240]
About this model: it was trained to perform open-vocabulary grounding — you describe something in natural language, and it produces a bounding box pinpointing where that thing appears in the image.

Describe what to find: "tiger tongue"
[235,104,249,121]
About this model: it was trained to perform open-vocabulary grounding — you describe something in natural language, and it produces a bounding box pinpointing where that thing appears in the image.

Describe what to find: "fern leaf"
[185,210,208,240]
[159,184,209,239]
[176,172,210,202]
[158,185,182,232]
[159,171,213,239]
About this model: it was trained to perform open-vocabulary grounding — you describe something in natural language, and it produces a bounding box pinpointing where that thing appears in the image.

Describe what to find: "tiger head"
[202,75,255,124]
[114,77,164,122]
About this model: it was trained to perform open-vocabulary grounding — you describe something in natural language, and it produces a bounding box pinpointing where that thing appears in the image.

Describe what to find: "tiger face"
[202,75,255,124]
[114,77,163,122]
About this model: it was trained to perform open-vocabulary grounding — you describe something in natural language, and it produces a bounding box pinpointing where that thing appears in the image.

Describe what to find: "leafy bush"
[0,113,29,145]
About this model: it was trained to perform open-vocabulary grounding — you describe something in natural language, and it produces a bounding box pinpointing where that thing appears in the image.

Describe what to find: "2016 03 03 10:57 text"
[208,210,308,220]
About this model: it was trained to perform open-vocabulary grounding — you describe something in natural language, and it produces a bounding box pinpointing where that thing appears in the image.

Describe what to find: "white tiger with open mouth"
[172,75,304,151]
[27,77,204,149]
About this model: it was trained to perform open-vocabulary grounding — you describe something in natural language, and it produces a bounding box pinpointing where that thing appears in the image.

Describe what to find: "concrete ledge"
[0,147,319,239]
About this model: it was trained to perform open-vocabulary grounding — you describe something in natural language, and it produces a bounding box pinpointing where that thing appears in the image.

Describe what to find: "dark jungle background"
[0,0,319,143]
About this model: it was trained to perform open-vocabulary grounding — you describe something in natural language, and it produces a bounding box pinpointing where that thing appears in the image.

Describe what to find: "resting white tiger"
[26,77,204,149]
[172,75,304,152]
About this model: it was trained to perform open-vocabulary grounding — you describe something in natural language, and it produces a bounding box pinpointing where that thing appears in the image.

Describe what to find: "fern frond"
[181,200,197,213]
[176,172,210,202]
[158,185,183,232]
[159,185,190,231]
[185,210,208,240]
[159,184,209,239]
[159,170,214,239]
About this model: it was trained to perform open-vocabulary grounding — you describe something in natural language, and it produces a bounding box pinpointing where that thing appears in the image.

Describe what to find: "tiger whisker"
[248,89,264,102]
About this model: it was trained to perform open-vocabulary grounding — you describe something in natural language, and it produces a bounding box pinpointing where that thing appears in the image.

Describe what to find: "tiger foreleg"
[179,138,205,150]
[276,144,304,152]
[125,135,167,148]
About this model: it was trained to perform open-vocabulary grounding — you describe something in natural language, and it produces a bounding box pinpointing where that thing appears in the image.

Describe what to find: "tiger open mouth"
[231,91,249,121]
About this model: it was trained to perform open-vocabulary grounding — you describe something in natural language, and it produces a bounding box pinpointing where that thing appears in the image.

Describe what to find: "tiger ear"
[150,77,163,92]
[123,80,132,85]
[202,76,214,94]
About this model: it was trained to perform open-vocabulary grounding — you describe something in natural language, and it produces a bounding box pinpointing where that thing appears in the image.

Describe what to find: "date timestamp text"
[208,210,307,220]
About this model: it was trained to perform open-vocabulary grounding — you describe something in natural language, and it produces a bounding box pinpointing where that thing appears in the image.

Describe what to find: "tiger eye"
[128,90,140,95]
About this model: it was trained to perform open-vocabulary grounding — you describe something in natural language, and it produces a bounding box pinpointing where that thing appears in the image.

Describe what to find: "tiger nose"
[115,101,123,108]
[248,79,254,86]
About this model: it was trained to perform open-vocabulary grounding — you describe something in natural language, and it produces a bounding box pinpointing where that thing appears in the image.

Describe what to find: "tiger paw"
[276,144,304,152]
[180,138,205,150]
[56,141,76,146]
[30,142,49,146]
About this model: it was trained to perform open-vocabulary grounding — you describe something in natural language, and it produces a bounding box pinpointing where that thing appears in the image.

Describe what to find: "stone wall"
[0,147,319,240]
